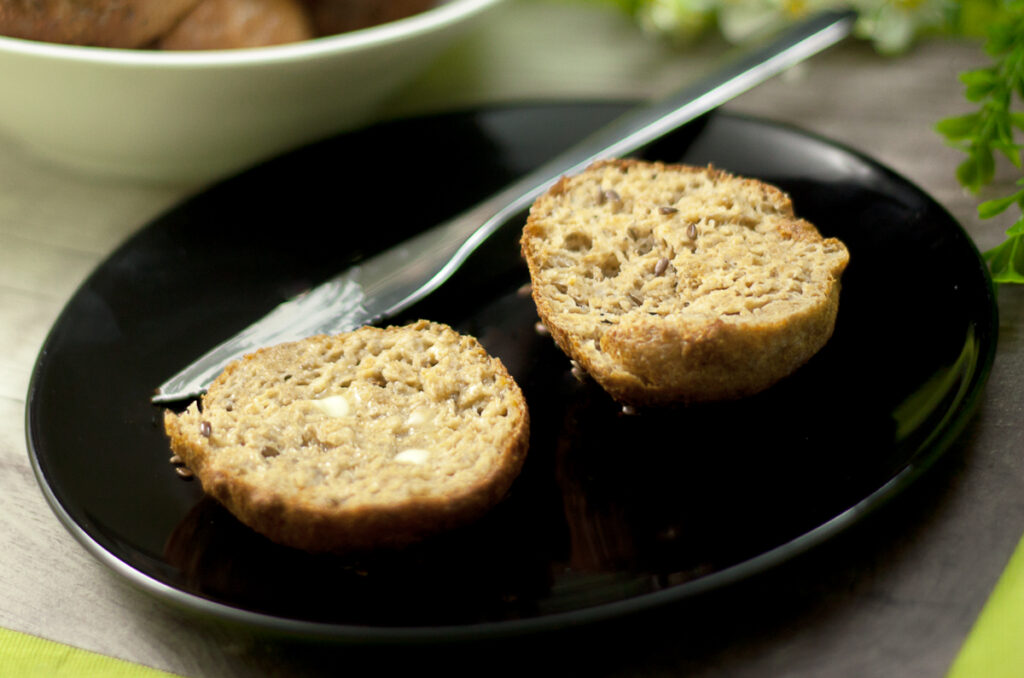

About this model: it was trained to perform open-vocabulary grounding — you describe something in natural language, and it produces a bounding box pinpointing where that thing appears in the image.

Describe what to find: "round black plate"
[26,104,997,641]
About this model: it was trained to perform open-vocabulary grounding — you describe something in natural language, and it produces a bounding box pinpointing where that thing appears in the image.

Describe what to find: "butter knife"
[153,9,856,403]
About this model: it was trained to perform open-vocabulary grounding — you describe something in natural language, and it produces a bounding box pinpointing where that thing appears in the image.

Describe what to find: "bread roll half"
[165,320,529,552]
[521,159,850,406]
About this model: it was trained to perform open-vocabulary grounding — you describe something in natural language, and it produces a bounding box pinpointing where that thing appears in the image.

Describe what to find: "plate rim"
[24,104,999,642]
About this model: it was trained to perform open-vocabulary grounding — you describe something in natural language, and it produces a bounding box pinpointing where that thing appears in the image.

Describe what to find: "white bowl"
[0,0,503,185]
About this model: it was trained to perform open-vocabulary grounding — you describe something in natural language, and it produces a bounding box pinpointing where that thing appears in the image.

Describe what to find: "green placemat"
[0,628,183,677]
[947,532,1024,677]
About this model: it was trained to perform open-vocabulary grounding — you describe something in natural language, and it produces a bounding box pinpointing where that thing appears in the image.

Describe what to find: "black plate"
[26,104,997,641]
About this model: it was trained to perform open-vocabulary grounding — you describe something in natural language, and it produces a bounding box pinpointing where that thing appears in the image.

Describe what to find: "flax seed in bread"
[521,159,850,406]
[163,320,529,553]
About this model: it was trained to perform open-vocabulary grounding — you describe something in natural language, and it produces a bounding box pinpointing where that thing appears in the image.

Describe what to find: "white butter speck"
[406,407,432,427]
[394,448,430,464]
[311,395,350,418]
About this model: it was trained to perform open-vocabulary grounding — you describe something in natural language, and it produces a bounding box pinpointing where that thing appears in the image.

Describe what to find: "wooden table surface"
[2,2,1021,676]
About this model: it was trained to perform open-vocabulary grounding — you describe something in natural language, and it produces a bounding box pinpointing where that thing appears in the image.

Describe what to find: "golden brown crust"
[0,0,436,49]
[521,159,849,406]
[164,321,529,552]
[158,0,314,50]
[0,0,202,47]
[300,0,436,36]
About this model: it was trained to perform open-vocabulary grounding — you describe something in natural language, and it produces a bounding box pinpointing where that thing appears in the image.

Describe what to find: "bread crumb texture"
[521,159,850,405]
[164,320,529,552]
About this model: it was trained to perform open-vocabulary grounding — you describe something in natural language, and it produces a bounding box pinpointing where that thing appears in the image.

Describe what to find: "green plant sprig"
[936,0,1024,283]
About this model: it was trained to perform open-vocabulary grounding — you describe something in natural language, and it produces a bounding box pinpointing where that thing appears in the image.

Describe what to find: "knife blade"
[153,9,856,403]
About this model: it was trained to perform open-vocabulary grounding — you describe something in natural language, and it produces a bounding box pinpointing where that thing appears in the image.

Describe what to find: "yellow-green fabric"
[947,533,1024,677]
[0,627,183,678]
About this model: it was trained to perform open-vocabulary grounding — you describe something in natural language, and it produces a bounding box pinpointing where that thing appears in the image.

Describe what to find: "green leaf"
[986,20,1020,55]
[959,67,998,87]
[957,147,996,192]
[956,157,981,191]
[994,139,1023,167]
[940,1,1024,283]
[962,67,999,101]
[966,82,997,102]
[985,234,1024,284]
[975,145,996,184]
[995,112,1015,142]
[936,112,981,142]
[978,189,1024,218]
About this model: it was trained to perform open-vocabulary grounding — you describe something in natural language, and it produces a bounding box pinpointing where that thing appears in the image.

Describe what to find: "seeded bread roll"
[164,320,529,552]
[158,0,314,50]
[301,0,436,36]
[521,159,850,406]
[0,0,202,47]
